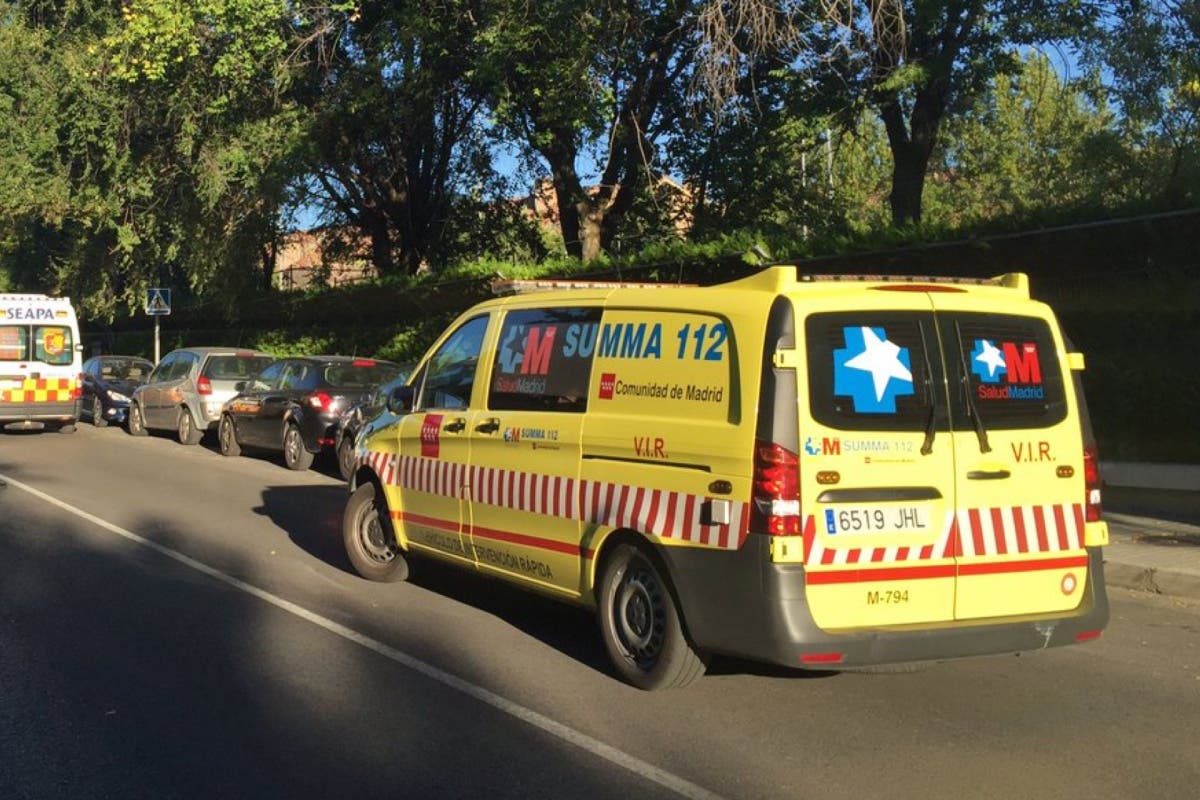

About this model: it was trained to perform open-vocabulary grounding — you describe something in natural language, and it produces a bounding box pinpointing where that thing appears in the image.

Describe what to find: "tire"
[58,422,77,434]
[218,414,241,457]
[597,543,706,690]
[177,407,203,445]
[92,397,108,428]
[128,402,148,436]
[283,424,314,471]
[337,435,357,482]
[342,482,409,582]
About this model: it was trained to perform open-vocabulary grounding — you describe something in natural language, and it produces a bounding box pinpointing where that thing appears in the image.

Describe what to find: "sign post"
[144,288,171,362]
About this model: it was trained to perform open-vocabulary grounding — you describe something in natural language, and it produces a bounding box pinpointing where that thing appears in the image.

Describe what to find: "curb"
[1103,512,1200,602]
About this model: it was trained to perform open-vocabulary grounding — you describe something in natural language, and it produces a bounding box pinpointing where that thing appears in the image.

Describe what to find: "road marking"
[1,473,727,800]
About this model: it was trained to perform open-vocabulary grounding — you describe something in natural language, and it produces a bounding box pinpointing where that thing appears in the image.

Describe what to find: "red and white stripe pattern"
[363,451,750,550]
[803,503,1086,566]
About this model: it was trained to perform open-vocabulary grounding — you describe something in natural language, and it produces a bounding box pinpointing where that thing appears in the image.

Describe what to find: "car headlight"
[107,390,130,402]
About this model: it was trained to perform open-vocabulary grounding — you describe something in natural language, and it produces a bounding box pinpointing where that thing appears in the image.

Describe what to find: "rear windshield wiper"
[918,322,938,455]
[954,321,992,454]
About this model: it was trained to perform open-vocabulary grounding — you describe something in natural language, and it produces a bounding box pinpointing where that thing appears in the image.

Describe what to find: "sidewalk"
[1103,486,1200,601]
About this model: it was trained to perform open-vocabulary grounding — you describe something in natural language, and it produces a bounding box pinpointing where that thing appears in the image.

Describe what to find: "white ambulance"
[0,294,83,431]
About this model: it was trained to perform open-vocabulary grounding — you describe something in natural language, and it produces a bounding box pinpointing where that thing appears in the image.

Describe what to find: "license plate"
[824,505,931,535]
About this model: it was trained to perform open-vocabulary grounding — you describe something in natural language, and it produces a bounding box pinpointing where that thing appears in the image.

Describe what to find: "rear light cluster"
[1083,444,1102,522]
[196,376,213,395]
[308,391,335,412]
[71,372,83,400]
[752,439,801,535]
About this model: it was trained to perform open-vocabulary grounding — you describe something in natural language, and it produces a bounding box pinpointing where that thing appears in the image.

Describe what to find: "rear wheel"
[128,402,147,436]
[177,407,203,445]
[92,397,108,428]
[343,482,409,582]
[283,424,314,471]
[218,414,241,457]
[597,543,706,690]
[337,435,357,481]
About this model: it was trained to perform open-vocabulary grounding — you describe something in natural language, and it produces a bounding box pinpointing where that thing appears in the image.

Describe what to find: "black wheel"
[92,397,108,428]
[218,414,241,457]
[177,407,203,445]
[337,435,357,481]
[283,424,314,471]
[343,482,409,582]
[128,402,147,436]
[597,543,706,690]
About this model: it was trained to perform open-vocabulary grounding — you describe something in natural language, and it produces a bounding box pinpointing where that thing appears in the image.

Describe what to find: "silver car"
[128,347,273,444]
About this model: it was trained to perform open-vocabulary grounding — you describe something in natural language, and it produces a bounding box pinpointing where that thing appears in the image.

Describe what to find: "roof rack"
[491,278,696,296]
[798,272,1024,288]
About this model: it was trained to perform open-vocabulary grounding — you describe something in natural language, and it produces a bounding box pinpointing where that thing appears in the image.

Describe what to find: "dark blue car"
[81,355,155,427]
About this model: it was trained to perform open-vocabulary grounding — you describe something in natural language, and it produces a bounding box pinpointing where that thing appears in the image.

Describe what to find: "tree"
[697,0,1103,226]
[483,0,704,261]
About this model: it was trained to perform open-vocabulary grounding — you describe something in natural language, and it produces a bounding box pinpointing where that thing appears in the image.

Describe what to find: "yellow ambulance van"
[343,267,1109,689]
[1,294,83,432]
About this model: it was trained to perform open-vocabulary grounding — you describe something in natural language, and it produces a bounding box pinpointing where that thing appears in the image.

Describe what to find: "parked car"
[332,365,413,480]
[80,355,154,428]
[128,347,274,444]
[218,356,403,470]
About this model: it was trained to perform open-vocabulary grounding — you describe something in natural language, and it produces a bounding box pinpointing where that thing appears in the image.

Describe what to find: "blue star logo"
[970,339,1007,384]
[833,326,914,414]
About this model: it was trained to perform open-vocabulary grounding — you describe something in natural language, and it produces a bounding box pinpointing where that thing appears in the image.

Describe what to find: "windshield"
[101,358,154,381]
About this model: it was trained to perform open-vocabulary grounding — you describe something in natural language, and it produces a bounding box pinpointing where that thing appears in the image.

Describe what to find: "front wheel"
[283,425,314,471]
[92,397,108,428]
[128,402,148,436]
[597,543,706,690]
[342,482,409,582]
[218,414,241,457]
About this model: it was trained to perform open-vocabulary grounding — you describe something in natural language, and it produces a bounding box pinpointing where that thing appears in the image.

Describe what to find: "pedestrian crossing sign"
[145,288,171,316]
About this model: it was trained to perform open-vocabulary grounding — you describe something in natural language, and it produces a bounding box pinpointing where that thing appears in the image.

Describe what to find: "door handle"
[443,417,466,433]
[967,469,1011,480]
[475,417,501,434]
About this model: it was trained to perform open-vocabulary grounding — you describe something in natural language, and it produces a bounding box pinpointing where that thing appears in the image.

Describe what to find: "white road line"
[1,473,726,800]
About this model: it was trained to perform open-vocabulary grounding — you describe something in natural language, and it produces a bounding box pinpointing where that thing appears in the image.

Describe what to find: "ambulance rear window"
[949,313,1067,429]
[0,326,29,361]
[488,307,601,413]
[34,326,73,365]
[806,312,939,431]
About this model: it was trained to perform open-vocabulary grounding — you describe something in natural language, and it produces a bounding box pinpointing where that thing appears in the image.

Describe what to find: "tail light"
[308,391,334,412]
[752,439,801,535]
[71,372,84,400]
[196,376,213,395]
[1083,444,1102,522]
[352,359,376,367]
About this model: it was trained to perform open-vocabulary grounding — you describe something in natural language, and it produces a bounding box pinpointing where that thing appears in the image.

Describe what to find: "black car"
[80,355,155,428]
[332,367,412,480]
[218,356,403,471]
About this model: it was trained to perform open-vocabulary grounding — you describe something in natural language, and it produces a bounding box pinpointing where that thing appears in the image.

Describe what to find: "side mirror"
[234,380,246,392]
[386,385,415,414]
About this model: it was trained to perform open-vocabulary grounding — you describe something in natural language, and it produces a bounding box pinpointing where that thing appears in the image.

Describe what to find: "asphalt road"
[2,425,1198,800]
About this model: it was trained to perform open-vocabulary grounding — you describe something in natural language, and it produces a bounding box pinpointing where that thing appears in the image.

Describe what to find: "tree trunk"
[579,206,604,263]
[888,142,928,226]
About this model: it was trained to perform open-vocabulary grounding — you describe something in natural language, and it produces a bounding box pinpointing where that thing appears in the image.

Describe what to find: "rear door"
[934,302,1089,619]
[799,296,959,629]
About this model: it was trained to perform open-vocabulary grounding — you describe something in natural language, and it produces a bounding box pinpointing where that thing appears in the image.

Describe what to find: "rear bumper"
[659,534,1110,669]
[1,401,79,428]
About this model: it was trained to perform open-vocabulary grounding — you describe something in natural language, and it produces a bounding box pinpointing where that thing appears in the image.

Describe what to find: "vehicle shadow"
[255,484,612,675]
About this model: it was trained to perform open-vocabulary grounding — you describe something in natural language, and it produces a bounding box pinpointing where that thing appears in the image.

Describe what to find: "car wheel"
[92,397,108,428]
[343,482,409,582]
[337,435,357,482]
[177,407,203,445]
[218,414,241,457]
[597,543,706,690]
[283,424,314,471]
[128,402,148,436]
[58,422,77,434]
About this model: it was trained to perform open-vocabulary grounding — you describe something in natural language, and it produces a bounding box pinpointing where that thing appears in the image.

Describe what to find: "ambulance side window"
[488,307,600,413]
[417,315,489,411]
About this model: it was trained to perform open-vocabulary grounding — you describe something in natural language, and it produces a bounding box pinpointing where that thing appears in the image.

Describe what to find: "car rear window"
[322,361,401,388]
[947,312,1067,430]
[203,355,273,380]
